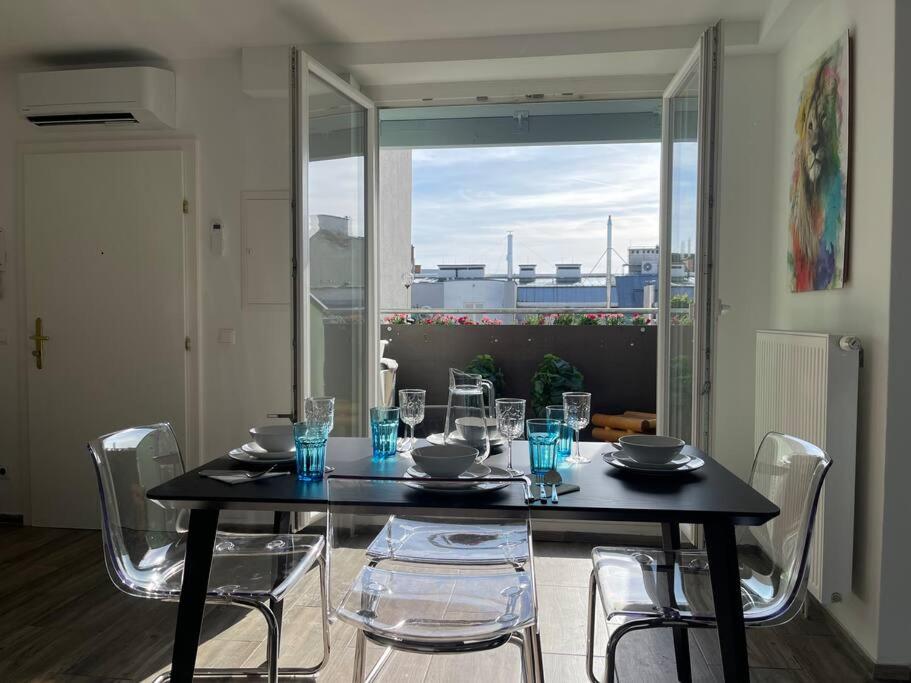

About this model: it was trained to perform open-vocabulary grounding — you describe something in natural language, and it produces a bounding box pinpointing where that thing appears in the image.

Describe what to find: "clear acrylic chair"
[585,432,831,683]
[365,515,530,566]
[87,423,330,682]
[327,473,542,683]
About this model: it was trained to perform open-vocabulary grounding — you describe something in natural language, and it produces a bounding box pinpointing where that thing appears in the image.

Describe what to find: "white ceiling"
[352,50,694,86]
[291,0,772,43]
[0,0,773,62]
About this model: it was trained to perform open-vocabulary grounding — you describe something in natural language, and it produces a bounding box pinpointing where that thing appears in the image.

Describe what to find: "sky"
[411,143,663,275]
[307,140,697,274]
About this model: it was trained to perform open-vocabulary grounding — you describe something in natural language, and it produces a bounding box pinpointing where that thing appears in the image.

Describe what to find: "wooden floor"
[0,525,870,682]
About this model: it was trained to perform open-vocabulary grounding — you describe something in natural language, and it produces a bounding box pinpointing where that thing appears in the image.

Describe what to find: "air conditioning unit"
[641,258,658,275]
[18,67,176,129]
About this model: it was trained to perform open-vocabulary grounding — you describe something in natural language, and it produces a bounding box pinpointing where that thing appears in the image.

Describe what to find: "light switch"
[217,328,236,344]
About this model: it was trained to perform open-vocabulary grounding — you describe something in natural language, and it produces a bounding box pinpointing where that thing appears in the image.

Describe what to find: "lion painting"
[788,34,850,292]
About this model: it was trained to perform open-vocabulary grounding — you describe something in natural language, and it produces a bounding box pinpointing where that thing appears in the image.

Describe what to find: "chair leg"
[520,627,537,683]
[353,630,368,683]
[252,601,281,683]
[605,620,665,683]
[529,627,544,683]
[586,570,600,683]
[605,629,619,683]
[317,554,332,669]
[293,554,332,675]
[364,646,393,683]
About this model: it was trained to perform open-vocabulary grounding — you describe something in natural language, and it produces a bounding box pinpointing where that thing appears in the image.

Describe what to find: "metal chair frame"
[88,423,332,683]
[584,432,831,683]
[327,473,544,683]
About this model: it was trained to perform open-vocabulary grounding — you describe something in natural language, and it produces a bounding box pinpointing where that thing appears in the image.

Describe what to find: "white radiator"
[754,330,860,605]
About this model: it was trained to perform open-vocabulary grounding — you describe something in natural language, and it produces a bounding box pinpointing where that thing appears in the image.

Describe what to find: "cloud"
[411,143,664,273]
[309,156,366,235]
[304,142,697,278]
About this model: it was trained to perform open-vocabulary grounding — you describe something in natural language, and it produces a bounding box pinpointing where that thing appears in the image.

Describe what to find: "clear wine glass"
[303,396,335,472]
[563,392,592,464]
[398,389,426,452]
[495,398,526,476]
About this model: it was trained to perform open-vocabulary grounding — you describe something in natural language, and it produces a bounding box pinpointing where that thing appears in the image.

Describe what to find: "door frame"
[16,138,200,523]
[290,48,379,429]
[656,24,722,451]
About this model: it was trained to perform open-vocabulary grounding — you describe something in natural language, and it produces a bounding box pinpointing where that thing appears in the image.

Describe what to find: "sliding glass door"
[291,50,378,435]
[657,25,721,448]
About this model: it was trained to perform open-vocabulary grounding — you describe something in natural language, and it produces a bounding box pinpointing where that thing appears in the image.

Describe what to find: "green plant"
[530,354,584,417]
[670,293,692,310]
[552,313,575,326]
[604,313,626,326]
[464,354,505,395]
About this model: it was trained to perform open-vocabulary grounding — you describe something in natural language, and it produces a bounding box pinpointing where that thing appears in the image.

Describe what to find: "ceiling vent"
[18,66,176,129]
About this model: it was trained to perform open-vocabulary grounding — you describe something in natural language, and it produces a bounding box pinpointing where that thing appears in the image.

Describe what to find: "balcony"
[379,307,689,439]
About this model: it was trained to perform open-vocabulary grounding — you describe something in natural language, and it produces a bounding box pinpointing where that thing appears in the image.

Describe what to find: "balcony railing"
[381,307,661,315]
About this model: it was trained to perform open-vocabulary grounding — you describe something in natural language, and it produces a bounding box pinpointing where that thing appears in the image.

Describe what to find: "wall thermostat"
[210,222,224,256]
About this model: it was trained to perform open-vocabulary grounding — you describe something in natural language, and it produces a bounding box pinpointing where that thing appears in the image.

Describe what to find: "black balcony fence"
[380,323,658,438]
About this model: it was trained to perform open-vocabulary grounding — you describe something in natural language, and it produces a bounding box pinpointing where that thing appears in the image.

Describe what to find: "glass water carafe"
[444,370,491,459]
[448,368,496,417]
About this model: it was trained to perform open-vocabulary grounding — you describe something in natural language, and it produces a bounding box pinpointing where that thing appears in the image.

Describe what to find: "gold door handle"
[30,317,49,370]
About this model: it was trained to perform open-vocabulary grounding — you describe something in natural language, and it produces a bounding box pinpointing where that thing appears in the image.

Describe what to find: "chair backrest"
[87,423,187,598]
[740,432,831,623]
[325,472,536,641]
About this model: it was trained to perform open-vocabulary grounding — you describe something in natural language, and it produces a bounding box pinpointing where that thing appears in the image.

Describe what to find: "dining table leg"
[704,521,750,682]
[169,508,219,683]
[661,523,692,683]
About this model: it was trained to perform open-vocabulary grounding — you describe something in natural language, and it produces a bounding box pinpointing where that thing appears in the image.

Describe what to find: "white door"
[24,150,188,529]
[657,25,722,449]
[291,50,378,435]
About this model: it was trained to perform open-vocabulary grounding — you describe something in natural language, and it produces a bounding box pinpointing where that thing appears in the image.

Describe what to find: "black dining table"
[147,437,778,683]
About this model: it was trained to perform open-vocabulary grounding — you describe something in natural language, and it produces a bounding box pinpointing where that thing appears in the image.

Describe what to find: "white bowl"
[454,417,489,445]
[412,444,478,478]
[249,425,294,452]
[618,435,685,465]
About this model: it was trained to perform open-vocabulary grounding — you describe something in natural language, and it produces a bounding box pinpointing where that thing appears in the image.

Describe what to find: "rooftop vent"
[555,264,582,284]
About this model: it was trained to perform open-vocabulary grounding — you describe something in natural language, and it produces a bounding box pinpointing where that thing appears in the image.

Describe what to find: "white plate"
[229,448,295,464]
[240,441,295,460]
[405,465,511,493]
[615,452,693,470]
[602,451,704,476]
[427,432,504,448]
[407,462,492,480]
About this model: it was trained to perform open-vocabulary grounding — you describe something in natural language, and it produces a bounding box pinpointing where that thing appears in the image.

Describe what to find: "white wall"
[0,66,24,515]
[876,1,911,667]
[0,53,293,517]
[711,53,776,480]
[378,148,413,311]
[769,0,895,662]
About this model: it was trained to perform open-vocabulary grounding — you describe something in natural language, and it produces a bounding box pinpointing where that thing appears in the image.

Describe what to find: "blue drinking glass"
[526,418,560,475]
[546,405,573,458]
[371,406,400,459]
[294,421,330,481]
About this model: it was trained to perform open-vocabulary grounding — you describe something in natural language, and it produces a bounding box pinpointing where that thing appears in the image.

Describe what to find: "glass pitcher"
[448,368,496,418]
[444,369,491,459]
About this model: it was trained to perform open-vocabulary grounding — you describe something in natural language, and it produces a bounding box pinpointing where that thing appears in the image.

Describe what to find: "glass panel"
[666,66,700,443]
[307,72,367,435]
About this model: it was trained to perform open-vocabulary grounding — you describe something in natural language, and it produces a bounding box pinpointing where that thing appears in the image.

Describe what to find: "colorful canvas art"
[788,33,850,292]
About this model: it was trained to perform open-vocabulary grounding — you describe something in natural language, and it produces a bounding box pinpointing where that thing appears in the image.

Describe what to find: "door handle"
[30,317,49,369]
